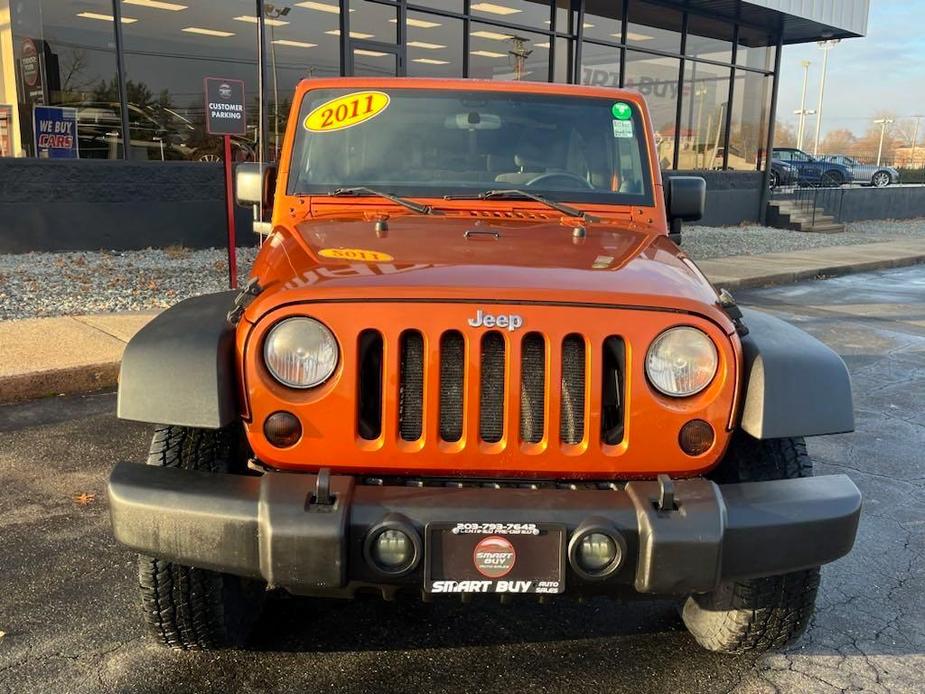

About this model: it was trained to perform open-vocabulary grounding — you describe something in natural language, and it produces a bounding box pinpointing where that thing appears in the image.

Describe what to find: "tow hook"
[310,467,336,509]
[657,474,677,512]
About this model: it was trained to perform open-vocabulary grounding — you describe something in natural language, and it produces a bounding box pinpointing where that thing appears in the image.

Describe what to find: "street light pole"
[796,60,811,149]
[813,40,840,156]
[910,115,922,168]
[874,118,895,166]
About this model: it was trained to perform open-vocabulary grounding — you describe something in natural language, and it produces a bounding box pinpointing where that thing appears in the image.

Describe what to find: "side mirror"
[235,162,277,209]
[666,176,706,221]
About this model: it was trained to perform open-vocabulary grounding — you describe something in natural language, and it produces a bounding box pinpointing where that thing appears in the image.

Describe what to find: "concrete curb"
[712,251,925,290]
[1,242,923,406]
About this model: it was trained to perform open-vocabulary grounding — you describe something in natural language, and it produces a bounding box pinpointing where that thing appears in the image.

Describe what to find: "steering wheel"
[524,172,593,189]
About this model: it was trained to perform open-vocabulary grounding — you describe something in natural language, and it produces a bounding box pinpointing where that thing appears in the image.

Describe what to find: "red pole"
[223,134,238,289]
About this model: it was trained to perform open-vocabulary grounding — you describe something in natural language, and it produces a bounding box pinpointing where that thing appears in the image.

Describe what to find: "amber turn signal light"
[679,419,714,456]
[264,411,302,447]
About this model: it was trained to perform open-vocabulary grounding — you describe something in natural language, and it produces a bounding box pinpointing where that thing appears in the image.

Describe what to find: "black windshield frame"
[287,88,655,208]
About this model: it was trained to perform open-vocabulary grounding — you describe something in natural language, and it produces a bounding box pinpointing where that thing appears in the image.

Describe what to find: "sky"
[775,0,925,142]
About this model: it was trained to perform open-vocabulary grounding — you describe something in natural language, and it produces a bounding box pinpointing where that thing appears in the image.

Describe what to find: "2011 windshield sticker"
[318,248,394,263]
[304,91,390,133]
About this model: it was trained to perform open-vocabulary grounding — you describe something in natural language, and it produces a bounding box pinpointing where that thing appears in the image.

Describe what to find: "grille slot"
[439,331,465,442]
[601,337,626,445]
[356,330,383,440]
[399,331,424,441]
[520,333,546,443]
[479,332,506,443]
[560,335,586,445]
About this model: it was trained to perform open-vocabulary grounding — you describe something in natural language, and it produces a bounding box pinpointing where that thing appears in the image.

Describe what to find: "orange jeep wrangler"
[108,78,861,654]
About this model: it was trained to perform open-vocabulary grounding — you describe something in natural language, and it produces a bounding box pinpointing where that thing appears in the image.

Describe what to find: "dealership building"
[0,0,869,250]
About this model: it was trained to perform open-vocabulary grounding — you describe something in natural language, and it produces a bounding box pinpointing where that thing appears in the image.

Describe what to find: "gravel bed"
[0,247,258,321]
[682,218,925,260]
[1,218,923,321]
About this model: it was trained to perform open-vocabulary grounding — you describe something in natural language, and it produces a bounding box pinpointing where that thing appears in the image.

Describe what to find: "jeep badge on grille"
[467,310,523,331]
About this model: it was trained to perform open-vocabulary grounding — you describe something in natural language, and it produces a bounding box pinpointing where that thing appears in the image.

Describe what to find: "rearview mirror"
[444,112,502,130]
[235,162,277,209]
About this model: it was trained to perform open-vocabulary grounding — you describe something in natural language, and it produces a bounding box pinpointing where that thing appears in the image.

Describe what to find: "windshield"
[288,88,653,206]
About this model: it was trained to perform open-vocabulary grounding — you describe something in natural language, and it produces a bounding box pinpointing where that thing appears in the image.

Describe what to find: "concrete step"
[798,222,847,234]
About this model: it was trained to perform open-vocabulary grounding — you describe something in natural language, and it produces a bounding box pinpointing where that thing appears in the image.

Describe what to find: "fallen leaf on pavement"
[73,492,96,506]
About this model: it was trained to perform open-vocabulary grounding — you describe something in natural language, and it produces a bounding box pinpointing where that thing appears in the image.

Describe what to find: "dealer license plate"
[424,522,565,594]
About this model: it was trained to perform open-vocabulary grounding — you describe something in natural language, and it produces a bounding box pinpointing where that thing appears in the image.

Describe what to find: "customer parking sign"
[33,106,78,158]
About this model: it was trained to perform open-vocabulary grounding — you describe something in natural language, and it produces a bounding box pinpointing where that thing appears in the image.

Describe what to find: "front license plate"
[424,523,565,594]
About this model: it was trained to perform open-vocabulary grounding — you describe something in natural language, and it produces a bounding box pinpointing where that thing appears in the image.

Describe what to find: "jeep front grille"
[358,327,624,449]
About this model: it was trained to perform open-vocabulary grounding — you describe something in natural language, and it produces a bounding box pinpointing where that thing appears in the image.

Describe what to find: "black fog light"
[568,523,625,580]
[364,517,422,576]
[679,419,714,456]
[264,411,302,447]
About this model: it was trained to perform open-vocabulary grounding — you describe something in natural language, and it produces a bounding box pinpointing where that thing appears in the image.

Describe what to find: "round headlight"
[645,326,718,397]
[264,317,339,388]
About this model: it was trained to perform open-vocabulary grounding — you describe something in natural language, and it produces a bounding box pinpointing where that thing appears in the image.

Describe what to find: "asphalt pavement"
[1,266,923,694]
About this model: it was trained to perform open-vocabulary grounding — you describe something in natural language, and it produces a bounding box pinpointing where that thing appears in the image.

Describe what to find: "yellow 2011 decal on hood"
[318,247,394,262]
[304,91,390,133]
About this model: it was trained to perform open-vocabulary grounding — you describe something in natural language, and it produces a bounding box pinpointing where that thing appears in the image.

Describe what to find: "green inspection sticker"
[611,102,633,120]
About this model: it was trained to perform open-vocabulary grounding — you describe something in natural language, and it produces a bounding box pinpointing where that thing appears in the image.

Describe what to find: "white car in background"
[820,154,900,187]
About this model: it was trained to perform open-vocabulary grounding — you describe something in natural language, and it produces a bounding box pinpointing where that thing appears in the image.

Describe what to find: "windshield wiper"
[444,189,598,223]
[329,186,434,215]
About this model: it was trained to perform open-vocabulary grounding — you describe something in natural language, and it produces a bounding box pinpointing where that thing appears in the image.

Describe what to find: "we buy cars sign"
[204,78,247,136]
[33,106,78,159]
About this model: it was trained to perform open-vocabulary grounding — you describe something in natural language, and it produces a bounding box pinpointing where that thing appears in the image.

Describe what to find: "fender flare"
[738,307,854,439]
[117,292,238,429]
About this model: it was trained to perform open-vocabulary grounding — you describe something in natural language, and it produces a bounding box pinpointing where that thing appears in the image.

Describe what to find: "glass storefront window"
[348,0,399,44]
[579,42,619,88]
[407,11,463,77]
[553,36,571,82]
[737,25,776,71]
[626,0,681,54]
[582,0,622,44]
[686,13,733,64]
[469,23,549,81]
[470,0,551,29]
[554,0,574,34]
[10,0,122,159]
[680,60,731,170]
[727,69,772,170]
[120,0,259,162]
[624,50,679,170]
[408,0,463,12]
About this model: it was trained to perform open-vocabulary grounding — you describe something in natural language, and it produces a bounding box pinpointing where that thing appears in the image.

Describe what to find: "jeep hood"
[248,215,729,327]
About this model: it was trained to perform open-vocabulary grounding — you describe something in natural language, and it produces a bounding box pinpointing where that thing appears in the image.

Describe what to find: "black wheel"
[137,425,265,650]
[819,170,844,187]
[768,170,780,189]
[681,434,820,654]
[871,171,891,187]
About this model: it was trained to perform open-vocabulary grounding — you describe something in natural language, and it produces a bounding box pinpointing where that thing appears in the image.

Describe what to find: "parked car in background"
[769,158,798,188]
[819,154,900,187]
[772,147,852,187]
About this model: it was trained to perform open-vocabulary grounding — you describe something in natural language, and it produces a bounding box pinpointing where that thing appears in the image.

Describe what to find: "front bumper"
[108,463,861,596]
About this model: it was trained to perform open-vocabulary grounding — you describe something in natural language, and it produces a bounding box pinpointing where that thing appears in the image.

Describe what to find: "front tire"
[137,425,265,650]
[871,171,892,187]
[681,435,821,654]
[768,170,780,189]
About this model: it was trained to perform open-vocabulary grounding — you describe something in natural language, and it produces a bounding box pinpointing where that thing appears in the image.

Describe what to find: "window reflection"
[728,70,772,170]
[10,0,123,158]
[626,0,681,54]
[470,0,551,29]
[469,23,549,81]
[680,60,731,170]
[582,0,622,44]
[407,12,463,77]
[121,0,259,161]
[686,13,733,64]
[624,50,679,170]
[580,42,620,88]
